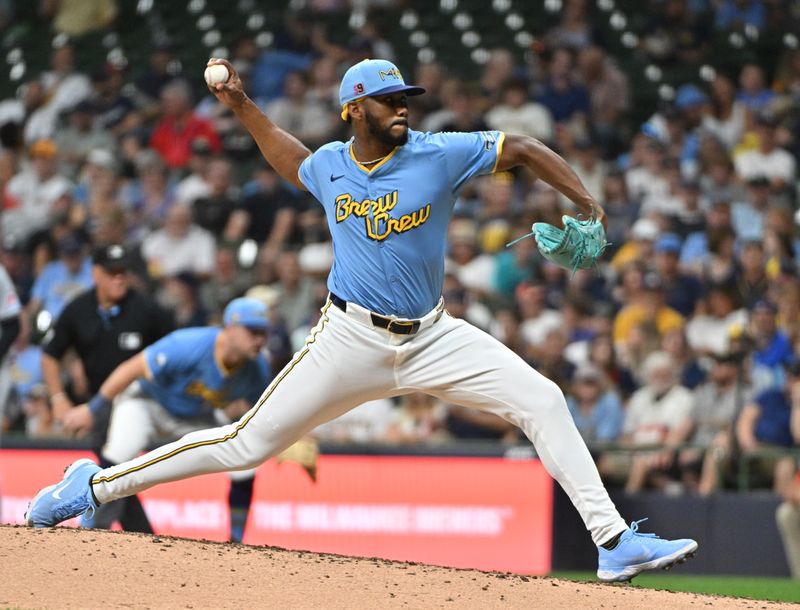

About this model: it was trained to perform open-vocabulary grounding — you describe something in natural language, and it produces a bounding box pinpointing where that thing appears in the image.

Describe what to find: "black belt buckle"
[387,318,420,335]
[370,313,420,335]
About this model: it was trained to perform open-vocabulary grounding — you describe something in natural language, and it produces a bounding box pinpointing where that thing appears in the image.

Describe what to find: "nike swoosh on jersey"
[330,174,345,182]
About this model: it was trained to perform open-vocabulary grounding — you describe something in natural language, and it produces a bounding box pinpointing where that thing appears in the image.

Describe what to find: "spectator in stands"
[27,232,92,320]
[736,360,800,494]
[641,0,710,64]
[264,70,336,149]
[703,73,746,151]
[681,201,737,281]
[54,100,115,180]
[1,236,33,305]
[91,63,141,136]
[485,78,554,144]
[141,202,215,279]
[3,139,72,244]
[200,245,252,317]
[613,271,685,360]
[686,280,747,356]
[734,110,796,193]
[234,166,302,252]
[493,225,537,299]
[479,49,517,107]
[577,45,630,157]
[567,362,624,445]
[662,327,706,390]
[599,170,639,252]
[736,63,777,113]
[546,0,595,51]
[610,217,659,273]
[192,157,242,240]
[119,149,177,232]
[536,47,590,126]
[440,92,491,138]
[748,299,794,394]
[134,41,180,105]
[174,138,213,205]
[714,0,767,32]
[40,40,92,119]
[157,272,207,329]
[731,175,773,241]
[385,392,449,444]
[664,351,751,495]
[150,80,221,169]
[609,350,695,493]
[654,233,704,317]
[270,250,315,333]
[734,239,769,308]
[625,135,669,205]
[447,219,495,296]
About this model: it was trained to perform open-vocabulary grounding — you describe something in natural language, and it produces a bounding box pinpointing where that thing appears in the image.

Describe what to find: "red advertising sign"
[0,450,553,574]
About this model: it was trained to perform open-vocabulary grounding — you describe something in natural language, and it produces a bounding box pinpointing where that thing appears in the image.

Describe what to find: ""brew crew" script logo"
[335,190,431,242]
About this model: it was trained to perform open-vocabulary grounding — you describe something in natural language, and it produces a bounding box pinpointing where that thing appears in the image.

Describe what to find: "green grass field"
[552,572,800,604]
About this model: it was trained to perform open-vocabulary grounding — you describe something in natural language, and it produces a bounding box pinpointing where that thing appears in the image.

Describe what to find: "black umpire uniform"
[42,244,174,532]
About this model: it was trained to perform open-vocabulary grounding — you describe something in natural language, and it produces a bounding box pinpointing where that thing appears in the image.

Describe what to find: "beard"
[365,110,409,146]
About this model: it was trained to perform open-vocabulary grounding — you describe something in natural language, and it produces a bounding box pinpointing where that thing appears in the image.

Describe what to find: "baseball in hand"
[204,63,229,86]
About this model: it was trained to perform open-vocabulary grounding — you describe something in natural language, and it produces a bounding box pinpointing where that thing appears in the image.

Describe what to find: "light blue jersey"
[31,258,93,319]
[299,129,505,318]
[140,327,270,418]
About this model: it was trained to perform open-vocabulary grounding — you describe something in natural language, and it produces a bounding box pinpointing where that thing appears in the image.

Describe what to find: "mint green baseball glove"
[508,215,608,274]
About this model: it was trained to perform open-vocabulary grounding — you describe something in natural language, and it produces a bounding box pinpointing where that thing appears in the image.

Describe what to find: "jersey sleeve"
[143,331,200,384]
[439,130,505,193]
[298,152,323,203]
[0,266,20,320]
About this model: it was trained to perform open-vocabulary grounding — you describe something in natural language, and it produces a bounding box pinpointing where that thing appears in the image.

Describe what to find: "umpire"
[41,244,174,532]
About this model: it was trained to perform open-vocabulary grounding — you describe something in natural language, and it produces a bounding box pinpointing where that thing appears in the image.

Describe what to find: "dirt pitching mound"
[0,526,791,609]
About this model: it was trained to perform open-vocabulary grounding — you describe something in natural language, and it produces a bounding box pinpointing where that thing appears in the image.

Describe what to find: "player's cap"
[654,233,682,254]
[29,139,58,159]
[339,59,425,121]
[57,233,83,256]
[631,218,658,241]
[749,298,777,314]
[223,297,269,331]
[574,363,605,384]
[675,84,708,110]
[92,243,129,271]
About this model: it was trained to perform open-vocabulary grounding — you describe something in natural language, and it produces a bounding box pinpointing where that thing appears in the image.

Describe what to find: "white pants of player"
[92,300,627,545]
[102,383,255,482]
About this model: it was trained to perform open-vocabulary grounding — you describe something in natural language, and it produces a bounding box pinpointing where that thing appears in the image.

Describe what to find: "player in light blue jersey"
[28,58,697,582]
[59,297,271,542]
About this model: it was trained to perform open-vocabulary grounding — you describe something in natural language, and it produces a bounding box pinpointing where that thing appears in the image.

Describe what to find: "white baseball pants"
[92,300,627,545]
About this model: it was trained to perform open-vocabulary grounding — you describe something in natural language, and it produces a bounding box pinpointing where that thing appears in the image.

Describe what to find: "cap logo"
[354,82,365,95]
[109,245,123,258]
[379,68,401,81]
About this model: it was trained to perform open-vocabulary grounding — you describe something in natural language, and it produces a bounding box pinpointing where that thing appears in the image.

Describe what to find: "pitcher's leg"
[92,305,393,504]
[406,315,626,545]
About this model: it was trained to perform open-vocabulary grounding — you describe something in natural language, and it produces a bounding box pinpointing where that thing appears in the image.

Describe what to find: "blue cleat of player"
[25,459,101,528]
[597,519,698,582]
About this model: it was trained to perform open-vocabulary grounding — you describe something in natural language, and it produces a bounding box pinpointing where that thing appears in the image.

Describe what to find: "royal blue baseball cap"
[223,297,269,330]
[339,59,425,120]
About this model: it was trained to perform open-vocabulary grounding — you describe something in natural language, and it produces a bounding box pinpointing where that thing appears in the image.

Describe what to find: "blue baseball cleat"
[597,518,698,582]
[25,459,101,528]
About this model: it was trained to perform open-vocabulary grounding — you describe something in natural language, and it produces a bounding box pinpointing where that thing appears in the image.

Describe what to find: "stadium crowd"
[0,0,798,506]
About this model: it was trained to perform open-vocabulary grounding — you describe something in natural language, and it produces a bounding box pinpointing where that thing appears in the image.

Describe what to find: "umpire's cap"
[223,297,269,331]
[339,59,425,121]
[92,244,129,271]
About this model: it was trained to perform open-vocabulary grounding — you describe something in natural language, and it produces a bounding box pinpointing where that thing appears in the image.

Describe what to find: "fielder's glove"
[509,215,608,274]
[276,436,320,482]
